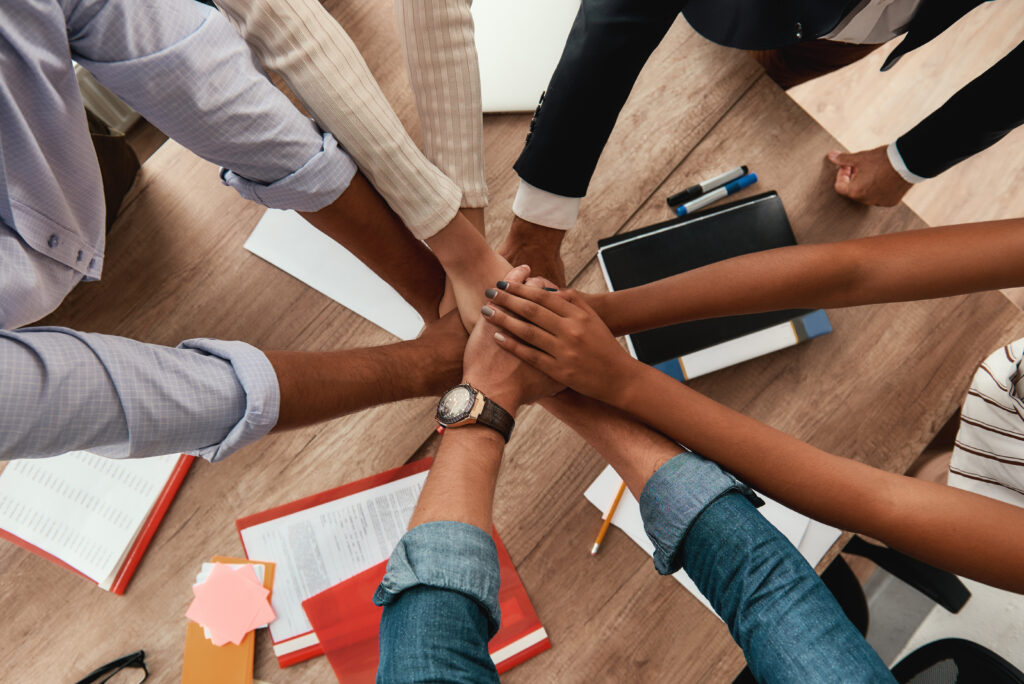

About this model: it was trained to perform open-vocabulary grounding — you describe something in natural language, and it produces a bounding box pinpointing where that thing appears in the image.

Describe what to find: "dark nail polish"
[497,281,509,290]
[543,287,558,292]
[481,305,495,317]
[484,288,497,299]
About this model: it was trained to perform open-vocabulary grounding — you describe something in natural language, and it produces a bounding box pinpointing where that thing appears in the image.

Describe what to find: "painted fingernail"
[494,332,507,342]
[543,287,558,292]
[484,288,497,298]
[481,305,494,317]
[496,281,509,290]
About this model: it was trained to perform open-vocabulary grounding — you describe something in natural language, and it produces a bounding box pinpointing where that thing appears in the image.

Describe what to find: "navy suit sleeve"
[513,0,682,197]
[895,39,1024,178]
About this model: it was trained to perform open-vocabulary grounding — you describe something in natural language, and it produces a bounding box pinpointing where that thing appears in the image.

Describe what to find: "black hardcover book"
[597,191,830,377]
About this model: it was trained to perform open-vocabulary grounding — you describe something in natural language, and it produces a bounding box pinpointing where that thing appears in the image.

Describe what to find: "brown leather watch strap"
[478,396,515,443]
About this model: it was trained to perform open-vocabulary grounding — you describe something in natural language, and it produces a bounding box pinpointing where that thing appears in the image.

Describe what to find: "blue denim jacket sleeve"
[374,521,502,634]
[373,521,501,683]
[641,452,894,683]
[638,451,763,574]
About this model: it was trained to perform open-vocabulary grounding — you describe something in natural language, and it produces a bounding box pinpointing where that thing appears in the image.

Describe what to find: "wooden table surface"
[4,5,1024,683]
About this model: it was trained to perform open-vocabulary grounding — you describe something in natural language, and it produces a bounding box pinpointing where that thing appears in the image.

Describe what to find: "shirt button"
[76,250,84,262]
[47,234,59,248]
[795,22,803,40]
[88,258,96,269]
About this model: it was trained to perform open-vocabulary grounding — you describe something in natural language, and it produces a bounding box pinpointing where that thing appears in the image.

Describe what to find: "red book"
[237,458,549,672]
[0,452,193,594]
[302,528,550,682]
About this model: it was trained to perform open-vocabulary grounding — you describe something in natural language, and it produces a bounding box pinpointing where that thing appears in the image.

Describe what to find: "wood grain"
[4,4,1023,684]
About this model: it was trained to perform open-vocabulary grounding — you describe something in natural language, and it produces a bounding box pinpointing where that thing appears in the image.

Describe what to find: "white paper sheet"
[584,465,841,617]
[239,470,428,643]
[243,209,424,340]
[472,0,581,112]
[0,452,180,587]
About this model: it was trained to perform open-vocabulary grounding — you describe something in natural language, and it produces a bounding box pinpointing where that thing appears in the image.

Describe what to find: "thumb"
[828,150,857,167]
[834,164,854,194]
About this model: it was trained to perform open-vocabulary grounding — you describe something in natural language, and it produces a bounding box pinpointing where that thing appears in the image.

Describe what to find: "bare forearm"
[408,426,505,531]
[539,392,676,497]
[607,362,1024,592]
[266,331,462,430]
[596,219,1024,336]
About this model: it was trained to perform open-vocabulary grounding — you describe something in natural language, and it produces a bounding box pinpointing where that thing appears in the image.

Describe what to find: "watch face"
[437,386,475,424]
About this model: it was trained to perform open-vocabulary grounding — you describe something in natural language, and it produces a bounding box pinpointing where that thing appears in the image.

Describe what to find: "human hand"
[498,217,567,288]
[462,266,564,412]
[481,280,638,405]
[828,146,912,207]
[416,310,470,395]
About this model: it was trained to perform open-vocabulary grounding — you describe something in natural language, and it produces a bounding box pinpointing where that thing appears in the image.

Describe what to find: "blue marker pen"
[675,172,758,217]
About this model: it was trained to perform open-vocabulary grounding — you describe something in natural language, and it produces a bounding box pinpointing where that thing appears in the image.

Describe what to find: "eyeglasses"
[74,650,148,684]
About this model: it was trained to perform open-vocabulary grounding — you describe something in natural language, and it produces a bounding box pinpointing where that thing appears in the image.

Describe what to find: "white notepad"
[0,452,182,589]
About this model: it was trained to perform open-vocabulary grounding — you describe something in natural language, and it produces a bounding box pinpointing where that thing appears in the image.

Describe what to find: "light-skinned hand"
[828,146,912,207]
[481,280,637,404]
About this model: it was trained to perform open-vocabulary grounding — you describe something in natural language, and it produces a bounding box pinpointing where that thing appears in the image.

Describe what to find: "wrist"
[461,377,524,416]
[427,213,491,270]
[587,291,618,332]
[597,358,647,408]
[508,216,566,250]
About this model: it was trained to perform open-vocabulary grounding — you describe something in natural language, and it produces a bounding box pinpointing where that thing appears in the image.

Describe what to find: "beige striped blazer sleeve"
[214,0,462,239]
[394,0,488,209]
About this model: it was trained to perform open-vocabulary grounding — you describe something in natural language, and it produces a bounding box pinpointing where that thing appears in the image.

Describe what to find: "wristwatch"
[435,383,515,443]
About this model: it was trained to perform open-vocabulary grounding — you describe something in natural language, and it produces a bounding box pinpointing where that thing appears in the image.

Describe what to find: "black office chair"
[890,638,1024,683]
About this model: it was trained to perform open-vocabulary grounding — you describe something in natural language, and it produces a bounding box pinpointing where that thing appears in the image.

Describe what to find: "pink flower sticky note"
[185,562,276,646]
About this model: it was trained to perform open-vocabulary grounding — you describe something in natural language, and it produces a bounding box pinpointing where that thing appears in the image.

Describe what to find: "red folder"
[237,459,435,667]
[301,526,550,683]
[0,454,193,594]
[237,458,550,672]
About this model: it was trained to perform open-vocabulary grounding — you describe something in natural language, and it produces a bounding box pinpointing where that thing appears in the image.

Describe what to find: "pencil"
[591,480,627,555]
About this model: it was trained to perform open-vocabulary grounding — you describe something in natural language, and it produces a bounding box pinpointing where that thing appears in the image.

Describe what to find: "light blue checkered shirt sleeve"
[0,328,280,462]
[0,0,357,328]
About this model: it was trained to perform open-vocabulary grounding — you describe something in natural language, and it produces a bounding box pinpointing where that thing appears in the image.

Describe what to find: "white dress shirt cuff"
[886,141,928,184]
[512,179,580,231]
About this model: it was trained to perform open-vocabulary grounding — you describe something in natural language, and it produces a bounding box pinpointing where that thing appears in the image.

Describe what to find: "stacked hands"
[456,261,636,415]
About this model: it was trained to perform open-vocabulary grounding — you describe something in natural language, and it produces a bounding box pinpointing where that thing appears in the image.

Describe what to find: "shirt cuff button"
[47,235,59,248]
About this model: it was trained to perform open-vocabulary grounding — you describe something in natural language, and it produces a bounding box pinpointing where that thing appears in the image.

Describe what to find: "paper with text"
[239,470,428,643]
[584,465,840,617]
[244,209,424,340]
[0,452,180,587]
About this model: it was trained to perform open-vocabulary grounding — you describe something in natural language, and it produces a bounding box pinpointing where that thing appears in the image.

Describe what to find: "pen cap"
[724,172,758,193]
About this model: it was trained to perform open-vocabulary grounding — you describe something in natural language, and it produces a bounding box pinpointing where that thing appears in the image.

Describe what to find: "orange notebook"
[181,556,276,684]
[0,452,193,594]
[302,529,550,682]
[236,459,549,671]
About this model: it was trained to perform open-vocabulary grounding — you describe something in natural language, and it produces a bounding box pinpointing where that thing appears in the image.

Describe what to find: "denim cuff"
[221,131,357,212]
[373,521,501,638]
[639,452,762,575]
[178,339,280,462]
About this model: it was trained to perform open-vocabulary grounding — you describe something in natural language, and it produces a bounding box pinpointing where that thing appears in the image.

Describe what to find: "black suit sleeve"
[513,0,683,197]
[895,38,1024,179]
